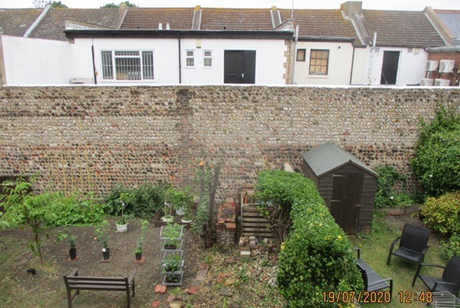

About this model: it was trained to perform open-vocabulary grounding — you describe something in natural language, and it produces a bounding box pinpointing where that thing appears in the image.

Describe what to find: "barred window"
[309,49,329,75]
[101,50,154,81]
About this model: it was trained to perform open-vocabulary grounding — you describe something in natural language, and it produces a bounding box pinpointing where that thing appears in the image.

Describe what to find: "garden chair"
[387,223,430,266]
[354,248,393,296]
[412,255,460,297]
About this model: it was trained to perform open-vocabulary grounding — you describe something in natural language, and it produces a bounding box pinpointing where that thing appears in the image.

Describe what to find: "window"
[203,50,213,67]
[296,49,306,62]
[309,49,329,75]
[186,50,195,67]
[101,50,154,81]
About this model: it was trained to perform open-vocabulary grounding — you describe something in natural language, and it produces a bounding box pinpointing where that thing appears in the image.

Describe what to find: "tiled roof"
[200,8,273,31]
[362,10,445,48]
[435,10,460,43]
[0,8,43,37]
[31,8,118,41]
[120,8,194,30]
[279,9,358,41]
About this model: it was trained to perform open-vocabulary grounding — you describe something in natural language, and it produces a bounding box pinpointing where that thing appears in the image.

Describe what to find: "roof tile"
[120,8,194,30]
[0,8,43,37]
[200,8,273,31]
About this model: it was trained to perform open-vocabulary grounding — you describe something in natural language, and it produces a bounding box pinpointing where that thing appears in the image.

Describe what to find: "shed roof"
[302,142,378,178]
[120,7,194,30]
[435,10,460,44]
[361,10,445,48]
[0,8,43,37]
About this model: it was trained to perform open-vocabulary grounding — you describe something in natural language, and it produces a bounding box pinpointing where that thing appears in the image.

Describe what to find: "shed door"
[224,50,256,84]
[380,51,400,85]
[330,173,364,234]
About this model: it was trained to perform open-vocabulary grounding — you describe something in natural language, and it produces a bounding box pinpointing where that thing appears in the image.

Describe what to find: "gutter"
[23,4,51,38]
[297,36,355,43]
[427,45,460,53]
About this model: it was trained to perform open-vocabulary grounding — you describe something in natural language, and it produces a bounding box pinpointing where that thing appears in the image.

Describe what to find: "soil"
[0,217,205,307]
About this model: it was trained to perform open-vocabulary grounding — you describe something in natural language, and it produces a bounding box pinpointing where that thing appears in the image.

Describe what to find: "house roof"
[279,9,359,41]
[120,8,194,30]
[361,10,445,48]
[30,7,119,41]
[0,8,43,37]
[435,10,460,44]
[200,8,273,31]
[302,142,378,178]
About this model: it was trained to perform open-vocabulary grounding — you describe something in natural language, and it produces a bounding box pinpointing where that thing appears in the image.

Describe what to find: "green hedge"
[257,171,363,307]
[420,191,460,236]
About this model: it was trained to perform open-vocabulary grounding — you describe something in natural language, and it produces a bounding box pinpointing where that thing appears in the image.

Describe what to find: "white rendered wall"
[1,36,70,85]
[180,38,287,85]
[367,47,428,86]
[293,41,354,85]
[350,47,369,85]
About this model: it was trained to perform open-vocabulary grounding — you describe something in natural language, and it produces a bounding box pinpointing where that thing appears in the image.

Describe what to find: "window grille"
[309,49,329,75]
[101,50,154,81]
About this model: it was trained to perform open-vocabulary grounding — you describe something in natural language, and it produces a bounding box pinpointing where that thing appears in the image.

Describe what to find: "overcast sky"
[1,0,460,10]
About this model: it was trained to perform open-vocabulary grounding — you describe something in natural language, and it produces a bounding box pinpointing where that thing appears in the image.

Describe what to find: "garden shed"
[301,142,378,234]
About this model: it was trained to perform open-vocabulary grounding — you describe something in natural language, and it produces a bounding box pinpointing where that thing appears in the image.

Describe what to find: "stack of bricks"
[216,197,237,245]
[239,236,276,258]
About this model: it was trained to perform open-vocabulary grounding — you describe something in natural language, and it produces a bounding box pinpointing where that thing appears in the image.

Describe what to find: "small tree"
[33,0,67,8]
[0,178,58,265]
[100,1,137,8]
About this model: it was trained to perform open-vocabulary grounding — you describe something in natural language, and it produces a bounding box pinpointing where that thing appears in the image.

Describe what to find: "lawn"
[349,211,447,308]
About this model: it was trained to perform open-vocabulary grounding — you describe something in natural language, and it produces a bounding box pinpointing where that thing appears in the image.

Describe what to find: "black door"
[330,173,364,234]
[380,51,400,85]
[224,50,256,84]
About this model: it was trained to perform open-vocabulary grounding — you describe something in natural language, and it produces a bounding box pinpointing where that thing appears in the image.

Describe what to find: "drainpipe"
[367,32,377,85]
[349,45,356,85]
[91,39,97,84]
[178,33,182,84]
[291,25,299,85]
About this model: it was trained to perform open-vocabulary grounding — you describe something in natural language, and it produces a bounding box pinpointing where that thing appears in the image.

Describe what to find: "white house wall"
[71,37,287,85]
[1,35,70,85]
[293,41,354,85]
[367,47,428,86]
[351,47,369,85]
[180,39,287,85]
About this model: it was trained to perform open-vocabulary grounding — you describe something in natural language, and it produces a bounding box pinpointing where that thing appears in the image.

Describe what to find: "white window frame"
[203,50,213,68]
[100,50,155,81]
[185,50,195,68]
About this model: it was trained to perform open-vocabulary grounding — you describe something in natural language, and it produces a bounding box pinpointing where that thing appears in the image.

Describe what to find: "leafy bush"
[420,191,460,236]
[375,166,415,208]
[411,106,460,196]
[441,234,460,261]
[261,171,363,307]
[51,192,105,227]
[104,183,167,219]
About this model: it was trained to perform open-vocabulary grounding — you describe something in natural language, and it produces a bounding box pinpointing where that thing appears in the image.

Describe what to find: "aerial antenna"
[291,0,294,19]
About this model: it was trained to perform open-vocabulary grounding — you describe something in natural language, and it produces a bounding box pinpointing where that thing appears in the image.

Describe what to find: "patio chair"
[412,255,460,297]
[354,248,393,296]
[387,223,430,266]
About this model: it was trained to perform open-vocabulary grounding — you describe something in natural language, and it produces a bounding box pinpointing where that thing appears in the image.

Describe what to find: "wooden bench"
[354,248,393,296]
[63,268,136,308]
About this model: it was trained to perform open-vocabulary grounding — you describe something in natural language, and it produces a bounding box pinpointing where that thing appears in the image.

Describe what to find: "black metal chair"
[412,255,460,297]
[354,248,393,296]
[387,223,430,266]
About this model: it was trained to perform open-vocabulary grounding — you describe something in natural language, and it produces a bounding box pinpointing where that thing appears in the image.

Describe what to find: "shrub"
[441,234,460,261]
[263,171,363,307]
[411,106,460,196]
[420,191,460,236]
[51,192,105,227]
[104,183,167,218]
[375,166,415,208]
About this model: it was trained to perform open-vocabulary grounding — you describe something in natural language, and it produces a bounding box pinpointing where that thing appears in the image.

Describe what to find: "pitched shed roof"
[30,8,118,41]
[279,9,358,40]
[0,8,43,37]
[362,10,445,48]
[435,10,460,44]
[200,8,273,31]
[302,142,378,178]
[120,8,194,30]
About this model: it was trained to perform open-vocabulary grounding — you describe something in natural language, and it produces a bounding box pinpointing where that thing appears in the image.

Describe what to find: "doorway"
[380,51,400,85]
[224,50,256,84]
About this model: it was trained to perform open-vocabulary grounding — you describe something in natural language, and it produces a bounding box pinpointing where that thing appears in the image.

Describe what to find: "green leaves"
[420,191,460,236]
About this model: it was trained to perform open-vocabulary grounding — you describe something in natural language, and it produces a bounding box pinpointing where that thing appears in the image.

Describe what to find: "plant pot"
[135,252,142,261]
[176,207,186,216]
[163,244,177,250]
[116,223,128,232]
[102,248,110,260]
[161,216,173,223]
[181,218,193,223]
[69,247,77,260]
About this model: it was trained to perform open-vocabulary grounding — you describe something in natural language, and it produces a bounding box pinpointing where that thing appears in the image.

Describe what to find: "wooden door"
[330,173,364,234]
[224,50,256,84]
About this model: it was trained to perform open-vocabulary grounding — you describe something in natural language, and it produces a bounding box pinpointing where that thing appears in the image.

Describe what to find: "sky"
[1,0,460,10]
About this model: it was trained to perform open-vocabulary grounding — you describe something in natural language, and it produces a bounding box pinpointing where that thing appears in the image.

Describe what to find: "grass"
[349,212,446,308]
